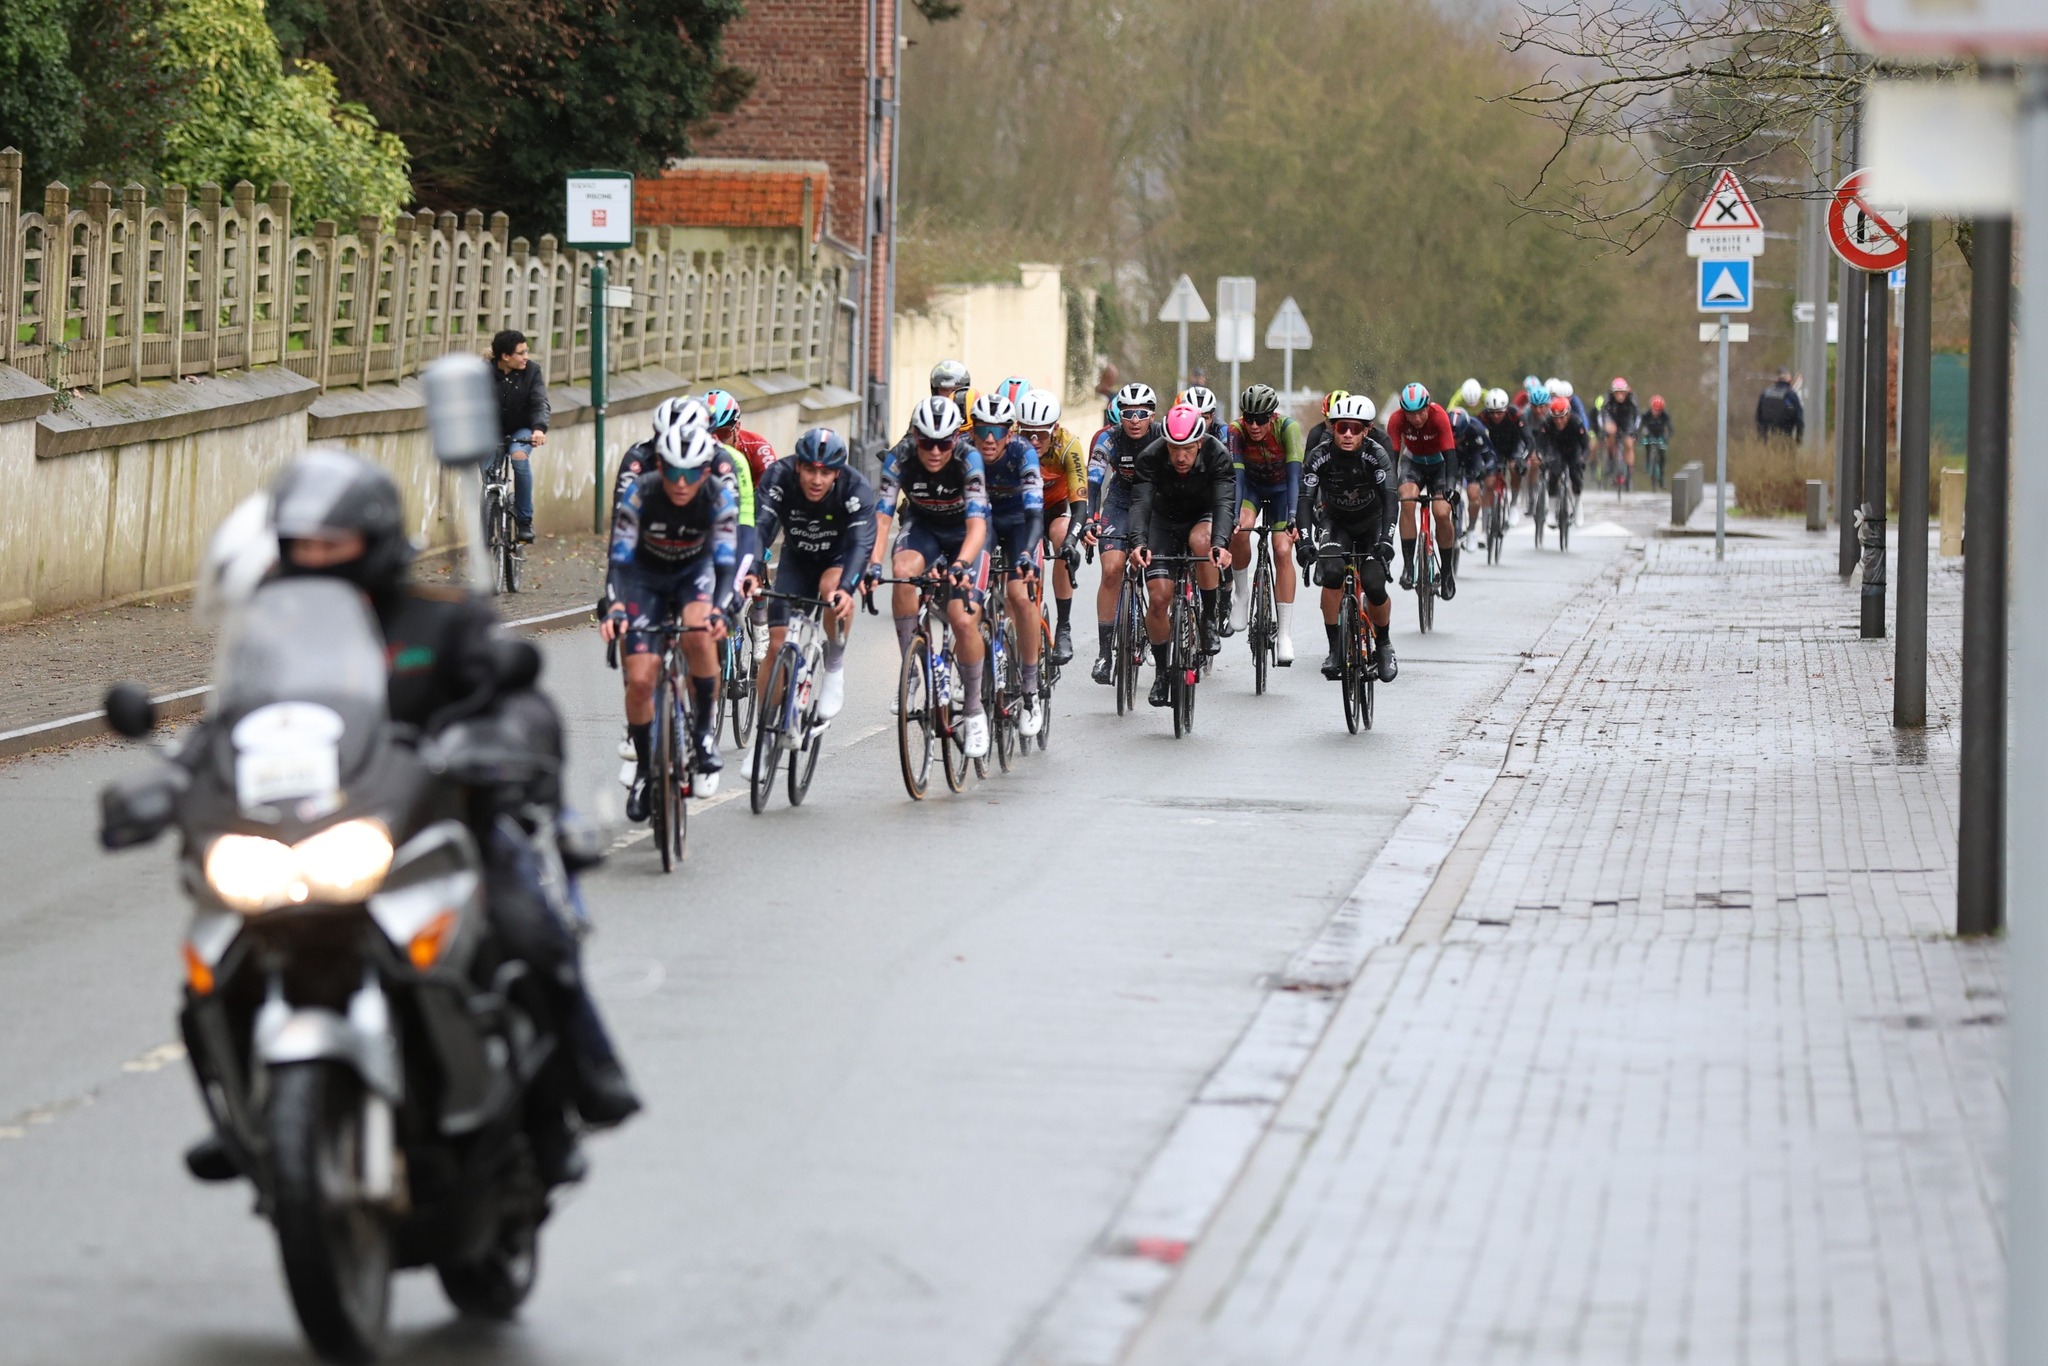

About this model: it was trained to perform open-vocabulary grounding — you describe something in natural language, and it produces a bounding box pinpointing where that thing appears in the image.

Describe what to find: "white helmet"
[657,424,719,474]
[1182,385,1220,416]
[1459,378,1483,409]
[1483,387,1511,413]
[910,394,965,441]
[1017,388,1062,429]
[969,392,1017,428]
[1551,378,1574,399]
[1115,382,1158,412]
[196,492,280,629]
[654,396,710,436]
[1329,393,1376,425]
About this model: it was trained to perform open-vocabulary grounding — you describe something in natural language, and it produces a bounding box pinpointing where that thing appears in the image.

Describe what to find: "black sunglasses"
[916,436,953,451]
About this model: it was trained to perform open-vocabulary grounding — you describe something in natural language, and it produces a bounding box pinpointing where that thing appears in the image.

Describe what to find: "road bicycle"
[1482,470,1508,566]
[1147,553,1210,738]
[868,568,971,800]
[481,445,521,594]
[978,547,1025,777]
[748,590,833,813]
[1112,545,1148,718]
[1403,492,1446,634]
[1245,522,1280,695]
[608,617,716,872]
[1642,434,1668,491]
[1334,551,1378,735]
[1550,457,1579,552]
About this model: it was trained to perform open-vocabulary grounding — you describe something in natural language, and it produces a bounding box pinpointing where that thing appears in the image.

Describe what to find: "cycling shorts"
[1140,515,1213,583]
[764,549,840,628]
[1241,479,1293,531]
[1399,456,1459,498]
[1315,522,1391,604]
[1096,475,1136,548]
[898,522,990,607]
[611,555,717,656]
[991,514,1043,580]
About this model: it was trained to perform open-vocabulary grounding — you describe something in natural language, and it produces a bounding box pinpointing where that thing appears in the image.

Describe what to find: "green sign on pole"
[566,170,634,533]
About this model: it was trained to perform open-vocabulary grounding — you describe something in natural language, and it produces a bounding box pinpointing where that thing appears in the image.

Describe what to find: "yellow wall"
[891,264,1098,444]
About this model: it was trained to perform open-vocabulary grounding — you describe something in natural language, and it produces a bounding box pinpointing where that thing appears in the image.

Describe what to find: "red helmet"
[1649,394,1666,413]
[1549,395,1570,415]
[1162,402,1204,445]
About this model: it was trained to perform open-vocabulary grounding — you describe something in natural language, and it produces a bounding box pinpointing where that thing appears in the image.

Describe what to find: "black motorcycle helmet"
[269,446,414,594]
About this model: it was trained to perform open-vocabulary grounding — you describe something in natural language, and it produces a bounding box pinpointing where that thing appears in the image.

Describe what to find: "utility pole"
[1837,254,1867,577]
[1893,221,1932,725]
[1859,273,1889,637]
[1959,213,2011,935]
[1802,113,1835,457]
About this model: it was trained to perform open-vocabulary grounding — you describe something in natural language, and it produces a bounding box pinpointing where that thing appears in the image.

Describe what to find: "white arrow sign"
[1265,297,1312,350]
[1156,274,1210,324]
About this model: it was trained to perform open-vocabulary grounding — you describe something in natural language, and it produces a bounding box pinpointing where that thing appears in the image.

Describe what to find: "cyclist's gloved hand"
[1374,538,1396,565]
[1294,537,1316,569]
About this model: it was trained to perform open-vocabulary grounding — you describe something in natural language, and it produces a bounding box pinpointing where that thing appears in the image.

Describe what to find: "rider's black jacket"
[1545,414,1592,463]
[1481,410,1526,464]
[1127,435,1236,544]
[495,362,550,439]
[755,461,879,577]
[1299,436,1397,546]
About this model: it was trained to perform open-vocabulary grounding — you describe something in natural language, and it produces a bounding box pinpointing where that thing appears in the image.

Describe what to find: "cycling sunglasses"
[1241,412,1274,426]
[915,436,954,452]
[972,424,1010,441]
[1331,420,1368,438]
[1120,407,1154,422]
[661,461,712,485]
[1021,428,1053,442]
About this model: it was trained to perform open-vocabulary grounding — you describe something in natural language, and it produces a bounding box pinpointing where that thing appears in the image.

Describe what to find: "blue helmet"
[1522,374,1542,395]
[1399,382,1431,414]
[1526,383,1551,407]
[792,426,849,469]
[703,388,742,430]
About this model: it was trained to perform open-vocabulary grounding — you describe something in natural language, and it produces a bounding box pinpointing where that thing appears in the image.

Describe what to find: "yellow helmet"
[1322,389,1351,418]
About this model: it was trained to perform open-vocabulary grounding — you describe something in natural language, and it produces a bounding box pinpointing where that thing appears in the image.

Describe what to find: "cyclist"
[1298,393,1398,684]
[1181,384,1223,432]
[992,375,1032,413]
[1542,393,1591,511]
[1020,388,1087,666]
[602,425,739,813]
[1451,405,1496,552]
[1127,403,1236,706]
[1449,377,1484,415]
[1514,374,1542,419]
[1304,388,1354,461]
[1084,382,1162,685]
[869,395,993,759]
[1641,394,1674,484]
[744,428,877,770]
[1603,377,1640,487]
[1225,382,1304,664]
[1553,378,1590,430]
[1478,387,1526,524]
[704,388,778,485]
[1385,382,1461,599]
[972,392,1048,738]
[491,329,550,543]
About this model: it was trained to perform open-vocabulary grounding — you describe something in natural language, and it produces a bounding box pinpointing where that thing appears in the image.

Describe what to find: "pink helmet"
[1162,402,1204,445]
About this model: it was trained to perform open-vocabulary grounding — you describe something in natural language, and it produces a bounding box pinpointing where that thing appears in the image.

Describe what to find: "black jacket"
[495,362,551,439]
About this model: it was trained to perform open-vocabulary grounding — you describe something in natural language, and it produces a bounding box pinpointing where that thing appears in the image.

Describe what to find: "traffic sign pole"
[1178,323,1189,398]
[590,254,607,534]
[1895,211,1933,726]
[1715,314,1729,560]
[1860,273,1890,639]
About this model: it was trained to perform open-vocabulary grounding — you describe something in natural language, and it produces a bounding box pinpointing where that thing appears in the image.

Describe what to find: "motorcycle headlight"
[204,820,394,913]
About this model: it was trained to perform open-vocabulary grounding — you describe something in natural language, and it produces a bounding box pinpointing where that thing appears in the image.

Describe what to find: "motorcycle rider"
[182,448,640,1188]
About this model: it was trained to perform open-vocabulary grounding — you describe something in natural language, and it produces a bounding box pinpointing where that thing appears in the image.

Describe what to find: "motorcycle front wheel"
[269,1061,393,1364]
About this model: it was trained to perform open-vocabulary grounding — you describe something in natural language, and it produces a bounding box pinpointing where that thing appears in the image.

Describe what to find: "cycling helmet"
[911,394,965,441]
[930,360,971,393]
[1522,374,1542,394]
[1611,376,1630,394]
[1525,383,1550,408]
[1328,393,1376,425]
[703,388,742,429]
[658,424,719,477]
[995,376,1031,410]
[1182,385,1220,418]
[1162,403,1204,445]
[970,392,1017,429]
[1399,382,1431,413]
[792,426,850,469]
[1458,378,1483,409]
[653,395,711,436]
[1483,387,1511,413]
[1240,383,1280,419]
[1548,395,1571,415]
[271,446,413,592]
[197,492,280,628]
[1115,382,1158,413]
[1553,379,1575,399]
[1322,389,1351,417]
[1106,396,1123,424]
[1650,395,1666,412]
[1017,388,1062,429]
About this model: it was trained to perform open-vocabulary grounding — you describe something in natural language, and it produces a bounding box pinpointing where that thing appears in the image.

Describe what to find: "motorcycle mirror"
[423,353,498,467]
[103,683,158,739]
[493,639,543,692]
[99,766,186,849]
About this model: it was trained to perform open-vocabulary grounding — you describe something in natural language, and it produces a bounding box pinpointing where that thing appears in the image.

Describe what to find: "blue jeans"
[506,428,536,527]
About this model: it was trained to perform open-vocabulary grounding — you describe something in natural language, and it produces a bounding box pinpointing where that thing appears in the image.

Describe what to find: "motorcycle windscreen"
[212,578,389,805]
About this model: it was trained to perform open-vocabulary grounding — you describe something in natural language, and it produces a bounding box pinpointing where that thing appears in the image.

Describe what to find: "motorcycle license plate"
[236,746,340,808]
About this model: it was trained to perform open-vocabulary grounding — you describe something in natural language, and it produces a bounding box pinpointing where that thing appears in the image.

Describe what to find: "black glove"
[1294,536,1317,570]
[1374,538,1396,566]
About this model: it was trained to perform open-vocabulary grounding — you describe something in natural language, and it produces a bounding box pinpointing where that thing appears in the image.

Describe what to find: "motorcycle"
[97,357,581,1364]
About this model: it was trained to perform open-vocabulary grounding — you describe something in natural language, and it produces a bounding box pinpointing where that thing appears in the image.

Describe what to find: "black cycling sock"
[1151,641,1170,671]
[1056,596,1072,628]
[628,721,650,771]
[690,676,716,735]
[1401,538,1416,570]
[1325,623,1341,655]
[1376,623,1391,643]
[1098,622,1115,655]
[1199,587,1218,619]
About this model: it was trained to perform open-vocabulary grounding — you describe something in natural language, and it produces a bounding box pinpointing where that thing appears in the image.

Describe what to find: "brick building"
[695,0,901,445]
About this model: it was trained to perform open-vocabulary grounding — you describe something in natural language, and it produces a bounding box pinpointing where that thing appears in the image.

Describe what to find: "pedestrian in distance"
[1755,368,1804,443]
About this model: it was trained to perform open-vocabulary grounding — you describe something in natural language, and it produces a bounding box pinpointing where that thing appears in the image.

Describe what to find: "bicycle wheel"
[650,671,675,870]
[1559,485,1573,552]
[750,648,794,814]
[728,624,758,749]
[787,695,822,808]
[897,636,933,800]
[667,680,690,865]
[1340,589,1361,735]
[1036,619,1055,752]
[497,499,520,595]
[993,620,1017,774]
[1416,539,1435,635]
[482,491,507,595]
[1251,546,1273,695]
[1114,573,1141,716]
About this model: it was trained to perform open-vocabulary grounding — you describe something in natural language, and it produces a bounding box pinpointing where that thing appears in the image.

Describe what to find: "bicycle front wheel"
[994,620,1017,774]
[751,648,794,814]
[897,638,933,800]
[788,698,822,807]
[1416,546,1436,635]
[1115,575,1142,716]
[1036,619,1055,752]
[728,625,758,748]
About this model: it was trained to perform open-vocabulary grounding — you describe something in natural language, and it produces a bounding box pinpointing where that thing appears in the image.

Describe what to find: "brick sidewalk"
[1123,534,2002,1366]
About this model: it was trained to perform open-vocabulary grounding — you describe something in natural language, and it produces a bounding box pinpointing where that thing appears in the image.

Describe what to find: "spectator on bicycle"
[1756,369,1804,442]
[602,426,740,815]
[1604,378,1641,485]
[868,395,995,760]
[491,329,550,542]
[744,428,877,757]
[1020,389,1088,667]
[1298,393,1399,685]
[704,389,777,485]
[1127,403,1236,707]
[1480,388,1526,521]
[1226,383,1305,665]
[1386,382,1462,599]
[972,392,1049,739]
[1084,382,1162,686]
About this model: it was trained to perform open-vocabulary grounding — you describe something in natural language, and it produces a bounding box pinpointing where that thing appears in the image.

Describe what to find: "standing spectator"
[1755,368,1804,443]
[1094,354,1121,426]
[492,329,550,541]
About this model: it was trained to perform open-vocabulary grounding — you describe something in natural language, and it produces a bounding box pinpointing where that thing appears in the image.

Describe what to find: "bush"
[1727,432,1952,517]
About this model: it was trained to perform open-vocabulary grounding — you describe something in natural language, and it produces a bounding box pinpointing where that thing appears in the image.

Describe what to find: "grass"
[893,207,1067,314]
[1723,432,1954,518]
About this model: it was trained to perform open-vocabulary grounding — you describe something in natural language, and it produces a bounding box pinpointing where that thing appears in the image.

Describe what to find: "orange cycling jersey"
[1037,426,1088,507]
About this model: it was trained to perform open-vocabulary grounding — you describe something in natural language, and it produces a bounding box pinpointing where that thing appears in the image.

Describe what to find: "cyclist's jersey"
[1480,409,1526,463]
[1449,410,1492,461]
[612,437,754,526]
[1037,426,1088,507]
[1228,415,1305,487]
[1088,421,1161,505]
[1641,410,1674,441]
[1568,394,1591,429]
[608,468,739,603]
[1545,415,1591,461]
[982,435,1045,539]
[1386,403,1456,461]
[1128,435,1237,540]
[720,426,777,484]
[1301,438,1396,539]
[1604,396,1640,433]
[754,460,878,576]
[877,439,990,532]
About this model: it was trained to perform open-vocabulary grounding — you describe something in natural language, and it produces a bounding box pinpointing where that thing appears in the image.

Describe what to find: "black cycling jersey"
[1544,415,1592,462]
[877,439,991,531]
[755,461,879,577]
[1605,396,1640,433]
[1641,410,1674,440]
[1450,410,1494,471]
[1481,410,1526,463]
[1300,437,1397,546]
[1127,435,1236,542]
[607,466,739,602]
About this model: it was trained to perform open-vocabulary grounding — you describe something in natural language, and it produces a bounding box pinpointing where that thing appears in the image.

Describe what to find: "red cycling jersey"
[721,426,777,483]
[1386,403,1455,459]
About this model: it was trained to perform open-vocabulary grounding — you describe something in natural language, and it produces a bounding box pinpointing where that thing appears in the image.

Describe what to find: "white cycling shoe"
[617,758,637,790]
[1227,569,1250,631]
[1018,695,1043,738]
[962,711,990,758]
[817,666,846,720]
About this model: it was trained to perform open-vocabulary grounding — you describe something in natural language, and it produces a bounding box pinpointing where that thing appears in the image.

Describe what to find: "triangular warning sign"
[1706,266,1746,302]
[1690,169,1764,232]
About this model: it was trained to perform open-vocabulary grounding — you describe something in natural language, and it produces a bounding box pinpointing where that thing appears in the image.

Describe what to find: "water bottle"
[934,643,952,709]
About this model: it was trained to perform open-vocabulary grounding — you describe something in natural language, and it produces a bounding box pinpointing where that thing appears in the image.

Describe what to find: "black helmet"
[793,427,850,469]
[270,446,414,593]
[1240,383,1280,419]
[930,359,971,393]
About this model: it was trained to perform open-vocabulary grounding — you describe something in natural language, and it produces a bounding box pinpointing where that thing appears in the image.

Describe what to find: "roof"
[636,160,829,239]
